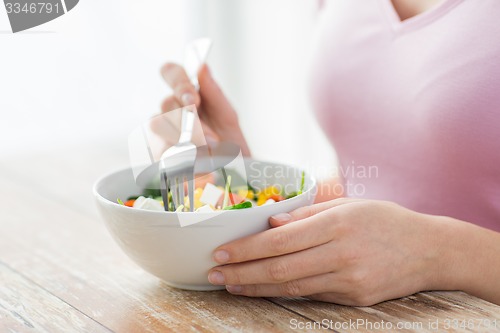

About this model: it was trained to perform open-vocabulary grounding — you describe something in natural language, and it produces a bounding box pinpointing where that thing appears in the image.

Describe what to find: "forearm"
[430,216,500,305]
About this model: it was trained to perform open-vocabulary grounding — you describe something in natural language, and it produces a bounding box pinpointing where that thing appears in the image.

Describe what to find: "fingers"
[200,122,220,146]
[160,95,182,114]
[213,209,337,265]
[224,272,339,298]
[214,199,365,265]
[161,62,201,107]
[221,267,377,306]
[149,96,182,152]
[161,63,251,157]
[209,242,337,286]
[226,279,377,306]
[156,92,218,149]
[269,197,364,228]
[198,64,236,120]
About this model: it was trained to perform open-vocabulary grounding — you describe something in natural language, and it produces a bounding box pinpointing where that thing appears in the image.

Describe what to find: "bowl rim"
[93,158,317,215]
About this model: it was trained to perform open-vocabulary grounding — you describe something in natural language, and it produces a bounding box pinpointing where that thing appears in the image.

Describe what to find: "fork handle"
[178,107,195,144]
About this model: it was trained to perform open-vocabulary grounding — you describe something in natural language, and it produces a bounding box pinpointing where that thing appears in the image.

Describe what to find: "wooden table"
[1,140,499,333]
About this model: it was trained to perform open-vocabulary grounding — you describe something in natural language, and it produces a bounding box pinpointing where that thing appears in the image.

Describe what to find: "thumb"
[269,198,364,228]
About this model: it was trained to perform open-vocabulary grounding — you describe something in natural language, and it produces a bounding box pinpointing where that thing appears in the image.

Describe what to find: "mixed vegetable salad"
[117,171,305,212]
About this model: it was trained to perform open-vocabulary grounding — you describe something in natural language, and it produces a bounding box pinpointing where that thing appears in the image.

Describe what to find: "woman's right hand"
[159,63,251,156]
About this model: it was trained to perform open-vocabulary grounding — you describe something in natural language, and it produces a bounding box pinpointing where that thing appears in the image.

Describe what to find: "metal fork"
[159,38,212,212]
[160,107,197,212]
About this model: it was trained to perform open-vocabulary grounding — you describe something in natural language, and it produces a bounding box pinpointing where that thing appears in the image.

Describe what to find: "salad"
[117,171,305,212]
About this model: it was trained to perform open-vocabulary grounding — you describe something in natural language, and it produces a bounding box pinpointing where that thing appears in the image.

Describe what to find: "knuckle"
[174,82,197,96]
[227,270,242,285]
[160,96,178,113]
[267,260,289,282]
[291,206,308,216]
[291,206,314,219]
[281,280,302,297]
[269,231,290,253]
[349,269,368,287]
[335,197,350,204]
[333,197,352,207]
[337,249,361,268]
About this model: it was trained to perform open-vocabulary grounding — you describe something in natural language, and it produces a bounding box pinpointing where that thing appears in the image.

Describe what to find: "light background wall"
[0,0,337,179]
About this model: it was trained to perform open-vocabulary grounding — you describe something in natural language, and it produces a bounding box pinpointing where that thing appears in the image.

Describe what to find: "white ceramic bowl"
[93,158,316,291]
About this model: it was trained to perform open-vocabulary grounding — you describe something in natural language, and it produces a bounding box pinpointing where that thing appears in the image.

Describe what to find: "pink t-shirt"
[310,0,500,231]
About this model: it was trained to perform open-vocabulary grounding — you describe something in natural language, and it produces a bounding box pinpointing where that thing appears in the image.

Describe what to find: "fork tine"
[177,176,184,209]
[170,176,179,211]
[179,175,185,211]
[160,171,169,211]
[186,171,194,212]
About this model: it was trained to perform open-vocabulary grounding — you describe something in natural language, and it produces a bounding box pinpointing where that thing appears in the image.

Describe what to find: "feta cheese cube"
[199,183,224,207]
[133,196,164,211]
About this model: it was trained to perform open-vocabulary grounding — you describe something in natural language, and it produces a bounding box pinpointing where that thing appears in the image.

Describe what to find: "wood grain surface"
[0,141,499,332]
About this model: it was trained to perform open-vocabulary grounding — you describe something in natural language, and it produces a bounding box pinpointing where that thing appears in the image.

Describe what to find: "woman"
[160,0,500,306]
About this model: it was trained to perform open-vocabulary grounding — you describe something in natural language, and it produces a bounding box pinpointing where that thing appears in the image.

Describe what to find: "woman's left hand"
[208,198,450,306]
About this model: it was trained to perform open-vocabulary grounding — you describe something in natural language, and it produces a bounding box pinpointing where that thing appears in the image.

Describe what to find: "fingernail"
[226,285,242,293]
[214,250,229,264]
[272,213,291,223]
[208,271,225,285]
[181,93,195,106]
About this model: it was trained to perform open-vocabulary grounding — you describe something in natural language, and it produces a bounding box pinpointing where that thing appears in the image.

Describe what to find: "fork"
[160,38,213,212]
[160,107,197,211]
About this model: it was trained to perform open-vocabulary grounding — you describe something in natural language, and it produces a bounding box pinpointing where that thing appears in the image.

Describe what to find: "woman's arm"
[433,217,500,305]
